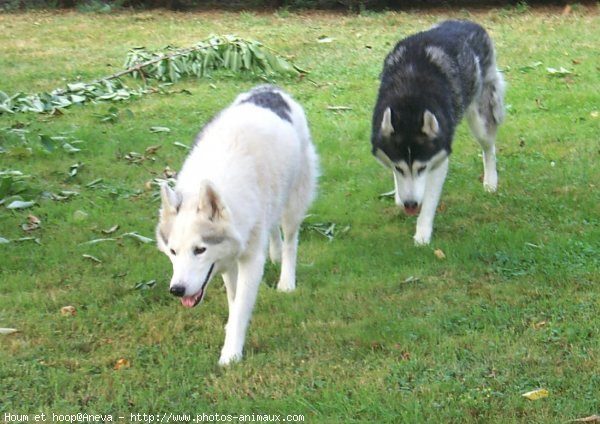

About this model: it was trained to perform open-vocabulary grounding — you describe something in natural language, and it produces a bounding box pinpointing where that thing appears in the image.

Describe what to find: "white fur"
[156,88,318,365]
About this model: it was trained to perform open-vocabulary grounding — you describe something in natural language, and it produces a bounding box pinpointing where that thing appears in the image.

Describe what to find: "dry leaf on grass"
[60,305,76,316]
[522,388,549,400]
[22,215,41,231]
[434,249,446,260]
[114,358,130,370]
[82,254,102,263]
[102,224,119,235]
[571,415,600,423]
[145,145,161,154]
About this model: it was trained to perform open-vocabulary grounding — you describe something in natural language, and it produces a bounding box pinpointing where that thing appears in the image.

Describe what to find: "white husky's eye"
[193,246,206,256]
[416,166,426,175]
[169,248,176,256]
[395,166,405,176]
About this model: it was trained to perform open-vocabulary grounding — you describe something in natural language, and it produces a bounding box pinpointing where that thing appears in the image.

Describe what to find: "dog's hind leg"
[276,211,301,292]
[222,265,238,312]
[415,157,449,245]
[219,251,266,366]
[467,71,505,193]
[269,226,282,263]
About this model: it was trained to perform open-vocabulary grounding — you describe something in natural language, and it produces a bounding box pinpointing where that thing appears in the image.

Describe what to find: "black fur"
[241,85,292,123]
[371,20,498,165]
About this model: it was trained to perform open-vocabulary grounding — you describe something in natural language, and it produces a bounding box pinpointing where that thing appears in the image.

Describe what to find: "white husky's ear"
[381,107,394,138]
[198,180,230,222]
[160,183,181,214]
[422,110,439,139]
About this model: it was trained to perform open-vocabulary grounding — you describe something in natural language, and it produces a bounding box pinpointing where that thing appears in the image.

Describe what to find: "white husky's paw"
[414,228,432,246]
[276,279,295,293]
[218,349,242,366]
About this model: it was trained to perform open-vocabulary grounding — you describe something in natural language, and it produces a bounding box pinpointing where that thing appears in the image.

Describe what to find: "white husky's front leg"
[219,252,265,366]
[414,158,449,245]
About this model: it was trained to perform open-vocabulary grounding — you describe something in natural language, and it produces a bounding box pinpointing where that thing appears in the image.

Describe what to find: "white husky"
[156,85,318,365]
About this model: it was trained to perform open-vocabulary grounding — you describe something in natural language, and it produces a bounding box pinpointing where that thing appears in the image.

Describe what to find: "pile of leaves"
[124,34,305,83]
[0,35,306,115]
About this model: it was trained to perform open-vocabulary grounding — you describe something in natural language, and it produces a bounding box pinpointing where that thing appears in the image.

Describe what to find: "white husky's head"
[373,107,449,215]
[156,181,241,308]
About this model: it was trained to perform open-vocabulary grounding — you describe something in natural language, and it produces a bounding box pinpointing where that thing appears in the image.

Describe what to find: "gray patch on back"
[241,86,292,123]
[385,45,406,67]
[425,46,465,115]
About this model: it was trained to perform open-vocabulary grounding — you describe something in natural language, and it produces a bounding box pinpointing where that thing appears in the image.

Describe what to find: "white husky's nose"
[170,285,186,297]
[403,200,420,216]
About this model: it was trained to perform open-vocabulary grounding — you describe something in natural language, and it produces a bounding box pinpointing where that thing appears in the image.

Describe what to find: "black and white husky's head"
[371,101,451,215]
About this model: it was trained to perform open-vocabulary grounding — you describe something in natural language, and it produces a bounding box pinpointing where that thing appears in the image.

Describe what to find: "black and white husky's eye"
[193,246,206,256]
[169,248,176,256]
[395,166,405,176]
[416,166,426,175]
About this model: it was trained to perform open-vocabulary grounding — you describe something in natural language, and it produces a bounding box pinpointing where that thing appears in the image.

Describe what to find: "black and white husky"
[371,20,505,245]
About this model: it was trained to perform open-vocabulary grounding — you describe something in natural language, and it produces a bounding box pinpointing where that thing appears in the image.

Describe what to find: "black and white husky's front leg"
[414,158,449,245]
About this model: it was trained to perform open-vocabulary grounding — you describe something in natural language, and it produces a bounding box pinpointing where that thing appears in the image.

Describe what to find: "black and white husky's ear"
[160,183,181,215]
[422,110,440,139]
[381,107,394,138]
[198,180,230,222]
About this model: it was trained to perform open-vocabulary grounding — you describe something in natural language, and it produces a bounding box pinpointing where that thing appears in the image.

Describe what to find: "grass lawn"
[1,5,598,423]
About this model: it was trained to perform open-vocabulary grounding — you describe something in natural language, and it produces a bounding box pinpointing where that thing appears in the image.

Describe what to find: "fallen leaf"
[134,279,157,290]
[434,249,446,260]
[60,305,76,316]
[327,106,352,111]
[114,358,130,370]
[7,200,36,210]
[402,276,421,284]
[22,215,41,232]
[317,36,334,43]
[81,237,116,245]
[121,232,154,244]
[546,67,572,76]
[379,189,395,198]
[145,145,161,154]
[163,166,177,178]
[102,224,119,235]
[533,320,547,329]
[85,178,103,188]
[173,141,190,150]
[0,328,19,335]
[149,126,170,133]
[571,415,600,423]
[82,254,102,263]
[522,388,549,400]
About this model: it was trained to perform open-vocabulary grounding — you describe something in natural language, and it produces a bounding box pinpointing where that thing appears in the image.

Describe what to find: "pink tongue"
[181,291,202,308]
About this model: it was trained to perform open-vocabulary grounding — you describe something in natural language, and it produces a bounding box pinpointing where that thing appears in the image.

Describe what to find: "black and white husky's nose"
[170,285,186,297]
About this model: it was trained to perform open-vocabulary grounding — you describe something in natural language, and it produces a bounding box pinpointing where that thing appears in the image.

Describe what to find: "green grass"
[1,6,599,423]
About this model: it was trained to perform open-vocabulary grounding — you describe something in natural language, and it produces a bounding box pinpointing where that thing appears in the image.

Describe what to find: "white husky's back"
[157,86,318,365]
